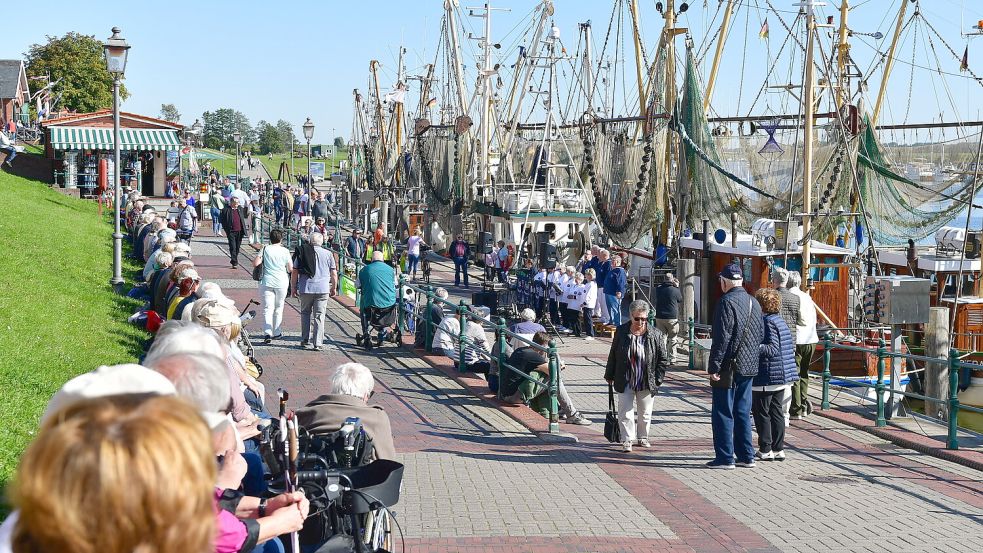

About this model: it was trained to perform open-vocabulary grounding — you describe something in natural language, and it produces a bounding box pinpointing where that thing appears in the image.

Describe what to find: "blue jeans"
[210,207,221,234]
[605,293,622,325]
[408,253,420,276]
[453,257,469,286]
[274,203,283,225]
[710,373,755,464]
[2,146,16,164]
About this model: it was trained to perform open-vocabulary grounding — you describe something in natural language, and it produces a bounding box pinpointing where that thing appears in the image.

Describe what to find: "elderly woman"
[604,300,671,452]
[166,267,201,320]
[144,240,176,281]
[565,272,586,337]
[253,228,294,343]
[8,395,218,553]
[291,232,338,351]
[752,288,799,461]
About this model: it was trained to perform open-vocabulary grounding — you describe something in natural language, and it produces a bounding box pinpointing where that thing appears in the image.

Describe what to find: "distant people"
[604,300,670,452]
[706,263,763,469]
[502,331,592,425]
[580,268,599,340]
[751,288,798,462]
[209,185,226,236]
[565,272,586,337]
[595,249,612,324]
[415,287,448,347]
[558,266,576,331]
[346,229,367,261]
[655,273,683,364]
[291,232,338,351]
[787,271,819,422]
[220,196,249,268]
[496,240,509,283]
[448,234,471,288]
[176,199,197,244]
[296,362,396,462]
[509,308,546,343]
[310,190,329,221]
[1,130,20,166]
[433,311,490,374]
[253,228,294,343]
[603,254,626,326]
[406,228,427,280]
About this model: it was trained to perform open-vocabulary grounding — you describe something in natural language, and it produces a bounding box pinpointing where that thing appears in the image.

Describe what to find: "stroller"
[355,305,402,349]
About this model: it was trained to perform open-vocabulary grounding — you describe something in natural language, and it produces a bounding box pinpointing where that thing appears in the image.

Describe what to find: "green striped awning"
[49,126,180,151]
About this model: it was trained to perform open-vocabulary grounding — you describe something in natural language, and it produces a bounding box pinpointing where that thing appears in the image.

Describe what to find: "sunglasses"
[632,317,647,322]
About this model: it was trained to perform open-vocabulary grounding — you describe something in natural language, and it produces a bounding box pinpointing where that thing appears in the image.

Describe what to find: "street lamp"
[302,117,315,196]
[233,130,242,184]
[104,26,130,293]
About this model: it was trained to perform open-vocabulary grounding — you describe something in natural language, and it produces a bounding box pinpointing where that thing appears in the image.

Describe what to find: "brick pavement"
[189,230,983,553]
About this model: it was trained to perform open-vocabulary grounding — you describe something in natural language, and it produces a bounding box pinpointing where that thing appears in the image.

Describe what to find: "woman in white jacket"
[566,272,587,337]
[581,268,598,340]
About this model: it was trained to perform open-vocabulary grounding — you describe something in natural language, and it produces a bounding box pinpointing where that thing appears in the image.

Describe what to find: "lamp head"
[303,117,315,141]
[103,27,130,79]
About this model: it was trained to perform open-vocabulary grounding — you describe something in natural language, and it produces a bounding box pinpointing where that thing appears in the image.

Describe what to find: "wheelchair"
[355,305,402,349]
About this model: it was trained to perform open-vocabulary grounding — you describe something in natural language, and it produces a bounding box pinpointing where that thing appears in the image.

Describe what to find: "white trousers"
[618,388,657,443]
[260,284,287,336]
[597,296,610,324]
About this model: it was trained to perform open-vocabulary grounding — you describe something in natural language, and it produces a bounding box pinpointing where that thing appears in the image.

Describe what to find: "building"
[0,60,30,128]
[40,110,182,196]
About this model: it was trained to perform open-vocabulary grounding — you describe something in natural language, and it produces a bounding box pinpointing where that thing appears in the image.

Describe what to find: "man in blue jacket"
[602,255,627,326]
[706,263,763,470]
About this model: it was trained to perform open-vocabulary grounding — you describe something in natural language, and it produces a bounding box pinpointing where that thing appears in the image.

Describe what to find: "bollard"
[821,334,832,411]
[457,301,468,373]
[397,275,406,332]
[688,317,695,371]
[496,317,508,400]
[947,348,960,450]
[875,339,887,427]
[424,286,435,353]
[547,339,560,434]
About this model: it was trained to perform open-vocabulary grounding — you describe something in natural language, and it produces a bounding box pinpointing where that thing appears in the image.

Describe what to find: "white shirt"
[567,282,587,310]
[790,287,820,344]
[432,316,488,363]
[582,280,598,310]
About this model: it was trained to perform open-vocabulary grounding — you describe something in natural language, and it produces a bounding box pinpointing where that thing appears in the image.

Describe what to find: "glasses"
[632,317,647,322]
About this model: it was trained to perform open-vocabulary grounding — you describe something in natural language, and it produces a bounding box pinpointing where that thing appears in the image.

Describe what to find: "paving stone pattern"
[189,230,983,552]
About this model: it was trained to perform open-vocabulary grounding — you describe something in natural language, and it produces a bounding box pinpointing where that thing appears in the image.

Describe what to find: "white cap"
[42,364,176,424]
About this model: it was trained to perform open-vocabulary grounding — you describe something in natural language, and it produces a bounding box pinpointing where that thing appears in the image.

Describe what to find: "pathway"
[187,229,983,553]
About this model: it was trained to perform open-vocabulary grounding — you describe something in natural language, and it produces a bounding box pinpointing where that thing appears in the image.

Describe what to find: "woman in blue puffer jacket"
[751,288,799,461]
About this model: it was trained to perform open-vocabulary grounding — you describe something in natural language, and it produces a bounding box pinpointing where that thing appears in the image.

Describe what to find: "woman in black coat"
[604,300,671,452]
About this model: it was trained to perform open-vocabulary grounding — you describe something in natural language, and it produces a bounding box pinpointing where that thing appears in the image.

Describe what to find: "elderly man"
[310,190,329,221]
[296,362,396,462]
[595,249,612,324]
[706,263,763,469]
[433,311,490,374]
[291,232,338,351]
[509,308,546,342]
[356,250,396,349]
[787,271,819,421]
[602,254,627,326]
[220,196,249,268]
[177,198,197,244]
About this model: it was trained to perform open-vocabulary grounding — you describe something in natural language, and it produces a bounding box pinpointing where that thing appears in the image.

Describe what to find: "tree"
[159,103,181,122]
[201,108,254,150]
[334,136,345,149]
[255,120,283,155]
[25,32,129,113]
[276,120,296,151]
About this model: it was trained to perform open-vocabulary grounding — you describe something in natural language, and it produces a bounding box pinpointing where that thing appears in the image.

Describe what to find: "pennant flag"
[961,45,969,72]
[425,97,438,109]
[759,19,769,39]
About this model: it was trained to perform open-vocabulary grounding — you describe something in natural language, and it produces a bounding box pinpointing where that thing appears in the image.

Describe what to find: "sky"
[4,0,982,144]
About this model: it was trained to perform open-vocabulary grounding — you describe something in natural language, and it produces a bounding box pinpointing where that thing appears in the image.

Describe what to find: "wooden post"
[699,256,713,324]
[924,306,951,419]
[678,258,696,355]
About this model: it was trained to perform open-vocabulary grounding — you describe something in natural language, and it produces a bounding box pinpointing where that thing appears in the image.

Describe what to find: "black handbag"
[604,384,622,443]
[252,248,265,281]
[710,297,753,389]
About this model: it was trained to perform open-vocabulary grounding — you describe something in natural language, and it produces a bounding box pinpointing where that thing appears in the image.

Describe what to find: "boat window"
[544,223,556,239]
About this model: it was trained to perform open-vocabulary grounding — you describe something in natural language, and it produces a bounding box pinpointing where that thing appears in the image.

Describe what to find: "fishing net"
[410,126,472,234]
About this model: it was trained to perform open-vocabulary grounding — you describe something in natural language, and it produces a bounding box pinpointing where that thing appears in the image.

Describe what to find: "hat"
[172,242,192,256]
[194,298,239,327]
[42,364,176,424]
[719,263,743,280]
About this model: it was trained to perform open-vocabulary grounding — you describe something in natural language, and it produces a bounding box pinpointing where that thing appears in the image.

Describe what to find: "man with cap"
[706,263,763,470]
[220,196,249,268]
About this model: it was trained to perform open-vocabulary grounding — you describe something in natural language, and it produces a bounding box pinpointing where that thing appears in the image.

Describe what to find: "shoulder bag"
[604,384,622,443]
[252,248,266,281]
[710,297,753,389]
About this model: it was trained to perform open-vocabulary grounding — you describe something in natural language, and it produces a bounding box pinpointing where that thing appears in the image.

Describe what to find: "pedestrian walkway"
[190,230,983,553]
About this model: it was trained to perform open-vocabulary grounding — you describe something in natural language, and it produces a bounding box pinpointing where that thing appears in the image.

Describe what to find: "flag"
[961,45,969,72]
[759,19,769,40]
[426,97,438,109]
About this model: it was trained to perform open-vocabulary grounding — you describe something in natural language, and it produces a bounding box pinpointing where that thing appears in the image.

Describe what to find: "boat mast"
[703,0,737,111]
[835,0,850,108]
[658,0,681,241]
[445,1,469,117]
[370,60,387,156]
[468,2,504,197]
[394,47,406,194]
[800,0,818,283]
[580,21,595,114]
[872,0,909,126]
[629,0,648,118]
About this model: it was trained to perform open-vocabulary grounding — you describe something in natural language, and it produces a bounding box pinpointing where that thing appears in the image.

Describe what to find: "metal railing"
[684,316,982,450]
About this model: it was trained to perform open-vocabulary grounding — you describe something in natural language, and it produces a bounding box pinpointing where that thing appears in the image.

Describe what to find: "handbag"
[252,248,265,281]
[603,384,622,443]
[710,297,753,389]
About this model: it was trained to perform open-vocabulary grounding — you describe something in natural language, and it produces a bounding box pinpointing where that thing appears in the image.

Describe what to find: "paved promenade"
[188,230,983,553]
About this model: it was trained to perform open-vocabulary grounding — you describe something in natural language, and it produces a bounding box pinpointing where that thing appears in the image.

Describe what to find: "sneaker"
[566,413,592,426]
[622,441,633,453]
[736,459,756,468]
[705,460,735,470]
[300,341,309,348]
[755,450,775,461]
[773,450,786,461]
[637,438,652,447]
[312,345,322,352]
[584,336,595,341]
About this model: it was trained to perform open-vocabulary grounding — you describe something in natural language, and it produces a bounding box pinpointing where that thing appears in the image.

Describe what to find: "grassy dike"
[0,169,148,500]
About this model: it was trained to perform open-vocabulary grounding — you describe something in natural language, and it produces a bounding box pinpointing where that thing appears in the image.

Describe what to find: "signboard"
[309,162,325,179]
[324,145,336,157]
[166,150,180,178]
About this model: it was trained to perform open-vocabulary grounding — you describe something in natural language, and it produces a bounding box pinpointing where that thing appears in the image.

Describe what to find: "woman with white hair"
[296,363,396,461]
[581,268,599,340]
[565,273,587,337]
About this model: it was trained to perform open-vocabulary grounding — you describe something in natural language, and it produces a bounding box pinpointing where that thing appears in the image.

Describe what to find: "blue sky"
[4,0,981,142]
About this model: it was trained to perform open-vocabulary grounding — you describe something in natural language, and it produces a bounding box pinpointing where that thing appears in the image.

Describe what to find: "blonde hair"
[11,394,216,553]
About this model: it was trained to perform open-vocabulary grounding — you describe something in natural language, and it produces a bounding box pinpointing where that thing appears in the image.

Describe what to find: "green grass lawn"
[0,166,147,504]
[258,149,347,180]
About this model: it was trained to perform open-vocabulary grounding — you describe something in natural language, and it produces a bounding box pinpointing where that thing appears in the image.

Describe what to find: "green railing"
[683,317,981,450]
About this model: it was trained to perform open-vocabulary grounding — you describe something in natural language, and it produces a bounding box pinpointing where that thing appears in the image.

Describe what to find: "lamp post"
[302,117,315,197]
[233,130,242,185]
[104,26,130,293]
